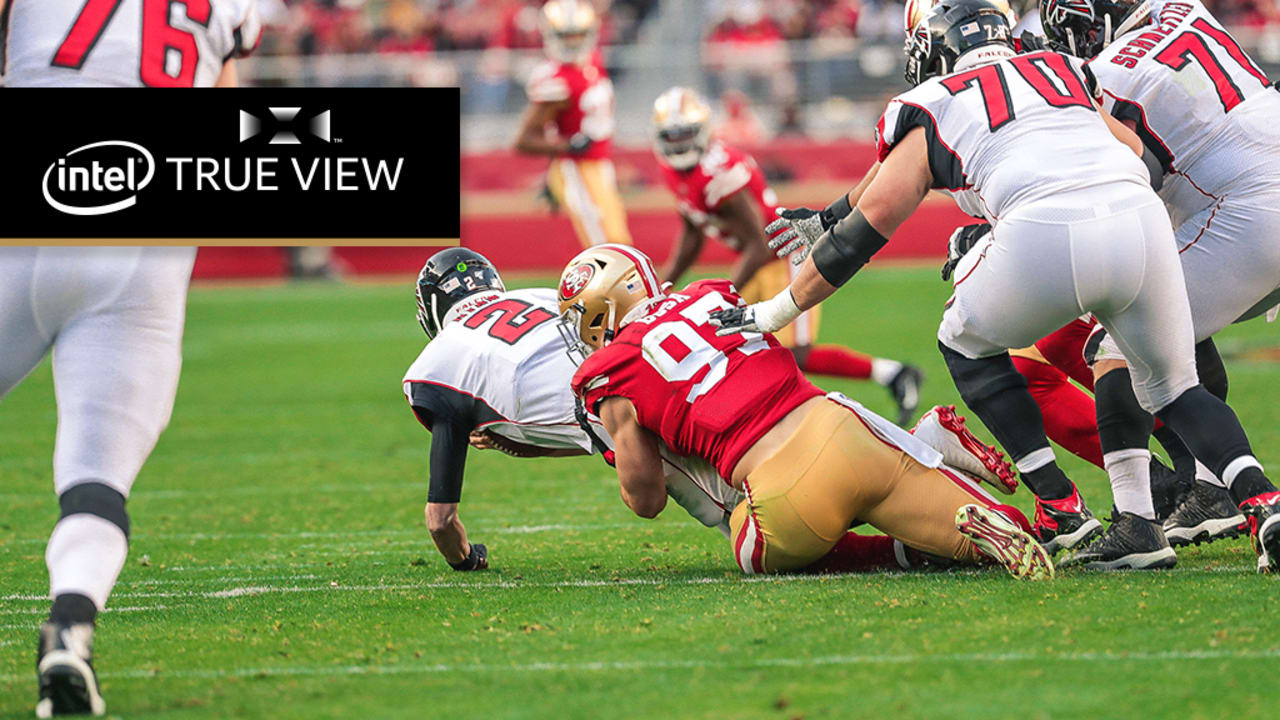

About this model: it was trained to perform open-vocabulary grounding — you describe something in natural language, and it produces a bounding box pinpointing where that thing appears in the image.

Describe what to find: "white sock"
[1223,455,1264,488]
[870,359,903,386]
[46,515,128,611]
[1105,448,1155,520]
[1015,446,1056,474]
[1194,459,1225,488]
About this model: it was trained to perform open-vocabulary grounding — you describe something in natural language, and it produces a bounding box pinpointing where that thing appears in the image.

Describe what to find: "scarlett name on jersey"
[1108,1,1194,68]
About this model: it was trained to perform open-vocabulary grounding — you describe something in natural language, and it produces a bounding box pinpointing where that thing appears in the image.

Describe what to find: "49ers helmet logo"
[560,263,595,300]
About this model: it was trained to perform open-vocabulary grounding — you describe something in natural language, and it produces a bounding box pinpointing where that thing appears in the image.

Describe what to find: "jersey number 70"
[53,0,211,87]
[941,52,1094,132]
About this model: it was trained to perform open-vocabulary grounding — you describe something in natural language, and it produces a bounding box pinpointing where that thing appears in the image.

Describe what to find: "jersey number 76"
[54,0,211,87]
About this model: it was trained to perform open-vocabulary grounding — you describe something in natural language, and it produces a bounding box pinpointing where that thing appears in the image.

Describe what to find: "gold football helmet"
[540,0,600,65]
[557,244,664,359]
[651,86,713,171]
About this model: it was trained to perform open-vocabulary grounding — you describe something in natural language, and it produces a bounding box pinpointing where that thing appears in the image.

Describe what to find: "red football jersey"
[524,51,614,160]
[572,279,823,482]
[658,140,778,251]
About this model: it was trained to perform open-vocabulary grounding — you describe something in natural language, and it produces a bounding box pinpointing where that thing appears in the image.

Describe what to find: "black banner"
[6,88,459,240]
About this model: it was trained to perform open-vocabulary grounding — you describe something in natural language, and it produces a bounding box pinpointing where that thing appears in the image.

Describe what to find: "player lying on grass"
[558,244,1052,579]
[404,247,1020,574]
[708,0,1280,572]
[650,86,925,426]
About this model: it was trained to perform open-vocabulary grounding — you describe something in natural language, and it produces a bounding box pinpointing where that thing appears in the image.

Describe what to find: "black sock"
[1155,384,1272,495]
[1021,463,1074,501]
[1094,369,1154,454]
[1228,467,1276,505]
[48,593,97,626]
[1153,425,1195,481]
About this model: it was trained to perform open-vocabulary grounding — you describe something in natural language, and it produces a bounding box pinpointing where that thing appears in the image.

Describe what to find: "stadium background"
[193,0,1280,278]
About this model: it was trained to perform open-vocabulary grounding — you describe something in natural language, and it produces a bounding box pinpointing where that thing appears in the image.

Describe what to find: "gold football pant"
[546,158,632,248]
[729,399,990,574]
[739,258,821,348]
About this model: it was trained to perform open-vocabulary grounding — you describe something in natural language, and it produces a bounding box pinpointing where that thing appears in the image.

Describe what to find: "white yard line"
[0,606,169,630]
[0,647,1274,684]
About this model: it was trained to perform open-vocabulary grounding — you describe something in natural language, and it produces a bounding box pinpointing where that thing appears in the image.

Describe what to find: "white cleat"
[913,405,1017,494]
[956,504,1055,580]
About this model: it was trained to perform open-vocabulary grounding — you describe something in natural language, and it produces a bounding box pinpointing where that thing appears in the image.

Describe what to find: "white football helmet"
[651,87,713,171]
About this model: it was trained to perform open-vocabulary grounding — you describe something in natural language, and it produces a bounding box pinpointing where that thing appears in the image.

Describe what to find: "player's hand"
[941,222,992,282]
[567,133,594,155]
[1017,31,1047,53]
[708,305,766,336]
[448,542,488,571]
[765,207,831,264]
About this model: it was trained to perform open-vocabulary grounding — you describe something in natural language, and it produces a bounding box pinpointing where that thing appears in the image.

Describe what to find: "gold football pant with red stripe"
[738,259,821,348]
[729,399,992,574]
[546,158,632,248]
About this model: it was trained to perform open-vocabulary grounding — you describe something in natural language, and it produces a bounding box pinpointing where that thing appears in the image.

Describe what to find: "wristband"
[756,289,802,332]
[823,193,854,224]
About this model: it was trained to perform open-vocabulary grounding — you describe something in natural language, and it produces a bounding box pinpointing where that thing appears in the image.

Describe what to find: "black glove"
[567,133,594,155]
[448,542,488,571]
[1018,31,1047,53]
[940,222,992,282]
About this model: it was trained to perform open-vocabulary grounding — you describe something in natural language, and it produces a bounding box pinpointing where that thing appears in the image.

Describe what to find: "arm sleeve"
[409,382,502,504]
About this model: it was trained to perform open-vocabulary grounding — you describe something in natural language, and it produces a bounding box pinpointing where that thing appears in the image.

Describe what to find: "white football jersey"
[402,288,743,530]
[1091,0,1280,226]
[3,0,261,87]
[877,50,1149,223]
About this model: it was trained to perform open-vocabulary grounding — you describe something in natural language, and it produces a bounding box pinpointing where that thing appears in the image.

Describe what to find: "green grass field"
[2,266,1278,719]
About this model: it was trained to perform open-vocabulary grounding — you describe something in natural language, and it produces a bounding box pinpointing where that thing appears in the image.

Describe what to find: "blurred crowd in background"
[247,0,1280,148]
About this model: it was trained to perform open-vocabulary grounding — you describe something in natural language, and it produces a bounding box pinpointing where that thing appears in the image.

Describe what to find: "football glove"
[707,289,800,336]
[448,542,488,571]
[941,222,992,282]
[1017,31,1047,53]
[765,207,832,263]
[567,133,594,155]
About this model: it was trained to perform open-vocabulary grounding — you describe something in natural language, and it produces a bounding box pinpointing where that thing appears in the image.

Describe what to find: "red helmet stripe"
[607,244,660,298]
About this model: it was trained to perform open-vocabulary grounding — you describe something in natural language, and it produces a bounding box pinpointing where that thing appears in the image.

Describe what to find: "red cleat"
[912,405,1017,494]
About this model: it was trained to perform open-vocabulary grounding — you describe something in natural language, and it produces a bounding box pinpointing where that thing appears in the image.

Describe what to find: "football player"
[0,1,260,715]
[560,244,1050,579]
[709,0,1280,573]
[1038,0,1280,568]
[406,248,1016,575]
[513,0,632,248]
[651,86,926,426]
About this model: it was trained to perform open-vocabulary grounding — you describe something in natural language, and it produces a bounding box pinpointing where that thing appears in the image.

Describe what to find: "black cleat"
[36,622,105,718]
[1059,512,1177,570]
[888,365,923,426]
[1149,456,1193,522]
[1163,481,1245,547]
[1240,491,1280,573]
[1032,486,1104,554]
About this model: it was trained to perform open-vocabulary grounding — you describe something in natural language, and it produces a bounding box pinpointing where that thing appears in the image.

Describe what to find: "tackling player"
[405,248,1016,574]
[709,0,1280,573]
[651,86,925,426]
[560,244,1050,579]
[513,0,632,248]
[0,0,260,715]
[1038,0,1280,568]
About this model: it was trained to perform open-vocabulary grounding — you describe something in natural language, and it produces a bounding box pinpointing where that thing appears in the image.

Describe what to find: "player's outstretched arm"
[660,216,705,287]
[766,162,880,262]
[599,397,666,519]
[513,101,573,156]
[215,60,238,88]
[709,130,929,336]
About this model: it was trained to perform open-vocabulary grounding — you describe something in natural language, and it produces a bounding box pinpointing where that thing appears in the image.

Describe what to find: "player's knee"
[938,340,1027,405]
[1195,339,1228,401]
[58,482,129,539]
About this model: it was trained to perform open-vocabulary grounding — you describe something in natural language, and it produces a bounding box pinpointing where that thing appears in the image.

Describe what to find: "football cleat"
[912,405,1017,494]
[1163,481,1245,547]
[1059,512,1177,571]
[888,365,924,426]
[955,504,1055,580]
[1033,486,1104,554]
[36,622,105,718]
[893,539,960,572]
[1240,490,1280,573]
[1149,455,1193,522]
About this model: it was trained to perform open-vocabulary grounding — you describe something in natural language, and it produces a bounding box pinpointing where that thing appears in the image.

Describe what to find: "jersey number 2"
[53,0,211,87]
[462,299,555,345]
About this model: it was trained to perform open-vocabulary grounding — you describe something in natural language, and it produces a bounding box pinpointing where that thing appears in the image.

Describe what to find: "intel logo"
[42,141,155,216]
